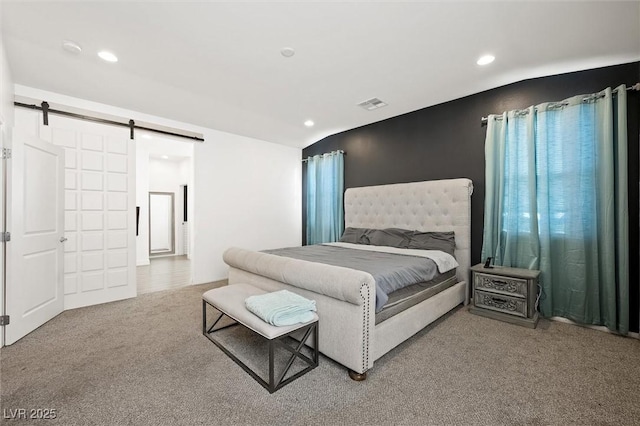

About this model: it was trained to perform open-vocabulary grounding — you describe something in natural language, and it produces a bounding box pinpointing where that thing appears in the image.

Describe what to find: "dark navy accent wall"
[303,62,640,332]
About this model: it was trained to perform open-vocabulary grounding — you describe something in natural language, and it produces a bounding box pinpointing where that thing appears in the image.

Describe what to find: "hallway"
[137,255,191,294]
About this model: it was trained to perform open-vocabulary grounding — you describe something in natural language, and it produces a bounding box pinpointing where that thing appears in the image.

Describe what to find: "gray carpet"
[1,282,639,425]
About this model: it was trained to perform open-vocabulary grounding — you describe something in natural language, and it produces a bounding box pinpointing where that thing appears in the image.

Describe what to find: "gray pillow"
[408,231,456,256]
[339,227,369,244]
[364,228,412,248]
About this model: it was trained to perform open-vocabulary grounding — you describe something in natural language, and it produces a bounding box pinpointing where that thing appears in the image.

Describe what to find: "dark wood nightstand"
[469,263,540,328]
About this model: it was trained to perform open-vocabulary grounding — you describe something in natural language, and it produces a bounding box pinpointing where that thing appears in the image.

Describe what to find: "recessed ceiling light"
[304,120,314,127]
[62,40,82,54]
[477,55,495,66]
[161,155,169,159]
[98,50,118,63]
[281,47,295,58]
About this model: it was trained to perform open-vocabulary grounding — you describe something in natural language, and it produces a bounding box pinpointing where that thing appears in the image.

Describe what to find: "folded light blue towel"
[245,290,316,327]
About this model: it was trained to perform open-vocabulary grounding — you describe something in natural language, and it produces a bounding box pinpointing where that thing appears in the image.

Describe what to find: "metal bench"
[202,283,319,393]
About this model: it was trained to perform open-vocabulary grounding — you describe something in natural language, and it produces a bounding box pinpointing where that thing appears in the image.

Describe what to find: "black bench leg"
[202,297,318,393]
[202,300,207,334]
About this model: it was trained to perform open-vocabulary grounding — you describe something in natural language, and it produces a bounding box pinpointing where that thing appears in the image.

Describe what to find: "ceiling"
[2,1,639,149]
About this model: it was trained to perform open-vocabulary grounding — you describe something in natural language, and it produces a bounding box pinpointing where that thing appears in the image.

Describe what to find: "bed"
[223,178,473,379]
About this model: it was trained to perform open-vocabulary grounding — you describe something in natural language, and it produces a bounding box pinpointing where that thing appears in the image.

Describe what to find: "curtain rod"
[302,150,345,162]
[14,101,205,142]
[480,82,640,125]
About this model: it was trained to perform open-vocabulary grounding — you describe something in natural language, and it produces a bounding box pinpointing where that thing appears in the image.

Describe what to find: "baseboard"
[136,259,150,266]
[550,316,639,339]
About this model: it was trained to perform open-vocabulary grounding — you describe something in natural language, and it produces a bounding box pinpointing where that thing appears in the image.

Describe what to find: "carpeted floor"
[1,282,638,425]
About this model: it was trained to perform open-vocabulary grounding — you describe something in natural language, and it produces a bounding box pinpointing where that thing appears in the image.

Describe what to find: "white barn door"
[43,116,136,309]
[14,109,137,310]
[5,130,64,345]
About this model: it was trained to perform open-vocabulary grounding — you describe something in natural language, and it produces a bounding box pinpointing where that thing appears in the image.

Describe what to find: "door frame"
[0,114,6,347]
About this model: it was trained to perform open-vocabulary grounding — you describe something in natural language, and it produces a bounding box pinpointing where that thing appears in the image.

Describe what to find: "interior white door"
[5,129,64,345]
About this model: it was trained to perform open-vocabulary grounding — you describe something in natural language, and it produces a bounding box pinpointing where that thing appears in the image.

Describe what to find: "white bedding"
[324,242,459,273]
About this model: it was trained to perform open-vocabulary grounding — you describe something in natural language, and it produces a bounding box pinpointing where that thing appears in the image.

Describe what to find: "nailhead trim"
[360,282,370,372]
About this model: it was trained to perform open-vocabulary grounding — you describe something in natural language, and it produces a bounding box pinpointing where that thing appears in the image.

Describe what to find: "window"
[501,103,597,238]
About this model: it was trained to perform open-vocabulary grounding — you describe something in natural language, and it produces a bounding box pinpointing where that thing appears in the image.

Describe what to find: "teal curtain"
[481,86,629,334]
[305,151,344,245]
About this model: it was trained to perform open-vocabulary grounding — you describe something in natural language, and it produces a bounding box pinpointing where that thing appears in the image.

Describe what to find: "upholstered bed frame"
[224,178,473,379]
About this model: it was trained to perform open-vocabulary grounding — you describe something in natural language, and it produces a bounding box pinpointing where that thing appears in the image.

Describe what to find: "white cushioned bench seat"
[202,283,319,393]
[203,283,319,340]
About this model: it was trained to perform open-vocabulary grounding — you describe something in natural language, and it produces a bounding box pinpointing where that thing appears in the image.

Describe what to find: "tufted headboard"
[344,178,473,285]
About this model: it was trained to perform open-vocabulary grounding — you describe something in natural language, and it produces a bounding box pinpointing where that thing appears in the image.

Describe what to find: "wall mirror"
[149,192,174,256]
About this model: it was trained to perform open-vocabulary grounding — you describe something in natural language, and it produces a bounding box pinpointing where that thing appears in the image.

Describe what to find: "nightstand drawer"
[474,272,527,298]
[474,290,527,318]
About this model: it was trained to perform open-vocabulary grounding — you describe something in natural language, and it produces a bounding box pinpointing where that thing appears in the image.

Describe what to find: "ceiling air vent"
[357,98,388,111]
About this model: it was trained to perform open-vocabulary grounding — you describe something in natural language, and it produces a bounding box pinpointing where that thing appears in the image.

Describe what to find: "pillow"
[339,227,369,244]
[408,231,456,256]
[364,228,412,248]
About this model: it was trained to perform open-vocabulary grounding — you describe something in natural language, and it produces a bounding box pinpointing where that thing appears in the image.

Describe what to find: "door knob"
[60,237,68,243]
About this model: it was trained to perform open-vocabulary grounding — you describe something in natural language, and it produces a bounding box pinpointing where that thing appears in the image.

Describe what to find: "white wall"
[1,26,15,127]
[14,85,302,284]
[1,8,16,347]
[194,133,302,282]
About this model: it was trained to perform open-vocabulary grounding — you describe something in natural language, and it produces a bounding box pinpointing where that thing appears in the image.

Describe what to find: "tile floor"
[137,255,191,294]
